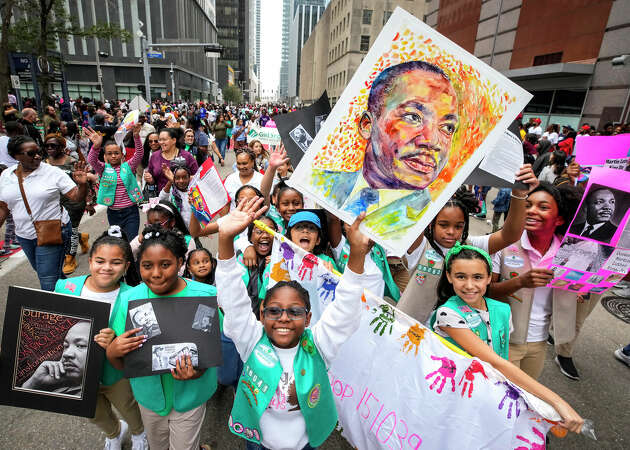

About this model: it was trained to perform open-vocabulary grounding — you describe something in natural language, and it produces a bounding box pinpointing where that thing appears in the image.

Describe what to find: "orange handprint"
[400,324,426,356]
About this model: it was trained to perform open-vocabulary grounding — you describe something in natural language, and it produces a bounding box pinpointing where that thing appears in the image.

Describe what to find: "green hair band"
[444,241,493,272]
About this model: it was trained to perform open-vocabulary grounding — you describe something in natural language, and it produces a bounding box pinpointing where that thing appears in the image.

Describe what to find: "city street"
[0,150,628,449]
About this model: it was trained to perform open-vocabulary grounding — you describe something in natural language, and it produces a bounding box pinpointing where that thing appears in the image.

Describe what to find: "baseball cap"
[288,211,321,229]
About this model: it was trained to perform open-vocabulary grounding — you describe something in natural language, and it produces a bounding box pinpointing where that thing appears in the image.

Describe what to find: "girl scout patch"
[504,254,525,268]
[307,384,321,408]
[415,272,426,285]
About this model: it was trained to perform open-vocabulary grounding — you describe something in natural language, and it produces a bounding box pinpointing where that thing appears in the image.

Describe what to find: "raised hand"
[132,122,142,137]
[513,164,539,197]
[72,160,88,185]
[83,126,103,148]
[161,163,174,182]
[218,197,268,239]
[268,145,290,170]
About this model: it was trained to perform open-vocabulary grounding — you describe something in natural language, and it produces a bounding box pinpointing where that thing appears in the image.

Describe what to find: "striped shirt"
[89,136,144,209]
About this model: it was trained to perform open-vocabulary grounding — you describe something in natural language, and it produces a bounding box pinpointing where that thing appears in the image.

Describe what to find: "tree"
[222,84,243,104]
[1,0,130,106]
[0,0,17,105]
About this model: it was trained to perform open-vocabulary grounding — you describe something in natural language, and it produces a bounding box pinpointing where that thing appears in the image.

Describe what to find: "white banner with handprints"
[261,227,562,449]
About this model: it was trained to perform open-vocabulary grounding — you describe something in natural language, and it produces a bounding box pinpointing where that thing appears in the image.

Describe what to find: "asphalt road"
[0,151,628,449]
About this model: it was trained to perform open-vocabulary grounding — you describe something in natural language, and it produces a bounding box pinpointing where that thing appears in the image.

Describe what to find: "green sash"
[96,161,143,206]
[229,329,337,446]
[430,295,511,359]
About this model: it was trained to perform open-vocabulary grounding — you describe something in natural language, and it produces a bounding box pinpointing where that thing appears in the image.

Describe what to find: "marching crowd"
[0,96,629,450]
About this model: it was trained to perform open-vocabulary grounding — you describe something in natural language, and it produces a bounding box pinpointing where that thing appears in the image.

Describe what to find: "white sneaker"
[131,431,149,450]
[614,348,630,367]
[104,420,128,450]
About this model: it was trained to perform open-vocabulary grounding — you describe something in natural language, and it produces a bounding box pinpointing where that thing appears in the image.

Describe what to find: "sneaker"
[131,431,149,450]
[547,334,555,346]
[555,355,580,380]
[0,249,12,257]
[8,243,21,250]
[614,348,630,367]
[104,420,128,450]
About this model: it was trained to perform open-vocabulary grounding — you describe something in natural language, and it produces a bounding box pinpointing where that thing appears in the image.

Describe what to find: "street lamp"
[95,50,109,102]
[137,22,151,107]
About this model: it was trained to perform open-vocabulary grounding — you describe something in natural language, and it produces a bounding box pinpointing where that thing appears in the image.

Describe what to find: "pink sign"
[574,134,630,166]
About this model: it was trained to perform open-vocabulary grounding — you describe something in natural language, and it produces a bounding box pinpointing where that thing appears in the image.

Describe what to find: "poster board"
[114,109,139,147]
[188,157,230,228]
[247,125,281,147]
[574,134,630,167]
[0,287,109,418]
[123,297,222,378]
[288,8,531,254]
[546,167,630,294]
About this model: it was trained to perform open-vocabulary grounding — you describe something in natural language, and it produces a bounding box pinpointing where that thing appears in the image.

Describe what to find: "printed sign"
[113,109,140,147]
[189,157,230,228]
[247,125,281,147]
[574,134,630,166]
[287,7,531,254]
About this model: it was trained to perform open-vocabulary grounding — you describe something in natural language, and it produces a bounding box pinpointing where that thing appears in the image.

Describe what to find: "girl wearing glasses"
[216,197,371,450]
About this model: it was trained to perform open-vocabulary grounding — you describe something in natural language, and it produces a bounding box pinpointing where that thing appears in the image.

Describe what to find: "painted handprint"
[298,253,318,281]
[370,304,395,336]
[400,324,425,356]
[496,381,528,419]
[270,260,291,282]
[458,360,487,398]
[279,242,295,270]
[318,273,338,303]
[514,427,546,450]
[425,355,457,394]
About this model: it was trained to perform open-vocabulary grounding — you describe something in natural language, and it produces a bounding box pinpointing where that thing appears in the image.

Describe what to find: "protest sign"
[574,134,630,166]
[247,125,281,147]
[256,223,564,448]
[547,167,630,294]
[288,7,531,254]
[275,91,331,165]
[0,287,109,418]
[189,157,230,228]
[113,109,139,147]
[123,297,222,378]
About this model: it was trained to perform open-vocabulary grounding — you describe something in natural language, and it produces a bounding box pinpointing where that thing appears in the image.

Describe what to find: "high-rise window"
[383,11,392,25]
[362,9,372,25]
[360,35,370,52]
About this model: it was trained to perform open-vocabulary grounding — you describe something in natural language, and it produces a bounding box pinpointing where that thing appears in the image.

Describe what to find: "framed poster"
[0,286,109,418]
[123,297,222,378]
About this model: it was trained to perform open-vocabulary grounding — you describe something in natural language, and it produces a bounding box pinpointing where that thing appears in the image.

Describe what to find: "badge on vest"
[229,415,261,442]
[307,384,321,408]
[415,272,426,285]
[417,264,441,275]
[254,344,278,368]
[504,254,525,268]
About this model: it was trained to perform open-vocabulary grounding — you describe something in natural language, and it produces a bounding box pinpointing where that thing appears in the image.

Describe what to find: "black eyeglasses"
[148,139,159,144]
[44,142,61,149]
[263,306,308,320]
[20,149,42,158]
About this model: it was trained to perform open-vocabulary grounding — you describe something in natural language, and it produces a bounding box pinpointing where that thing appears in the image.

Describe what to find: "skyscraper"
[216,0,251,96]
[279,0,293,100]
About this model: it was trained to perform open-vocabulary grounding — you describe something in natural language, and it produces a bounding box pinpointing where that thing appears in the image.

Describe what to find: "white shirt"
[0,163,74,239]
[159,187,192,228]
[492,232,560,342]
[542,132,559,144]
[530,126,543,136]
[0,135,18,167]
[223,171,264,209]
[81,285,120,318]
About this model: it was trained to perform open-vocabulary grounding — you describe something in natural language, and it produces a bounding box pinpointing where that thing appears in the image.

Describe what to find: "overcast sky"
[259,0,282,96]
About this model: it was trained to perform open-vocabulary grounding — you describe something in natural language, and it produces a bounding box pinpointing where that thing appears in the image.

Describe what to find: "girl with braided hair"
[106,224,217,450]
[158,157,193,228]
[396,164,539,324]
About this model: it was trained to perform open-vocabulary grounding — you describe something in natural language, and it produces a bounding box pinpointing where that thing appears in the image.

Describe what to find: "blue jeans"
[217,332,243,389]
[216,138,228,159]
[107,205,140,241]
[245,441,316,450]
[17,221,71,291]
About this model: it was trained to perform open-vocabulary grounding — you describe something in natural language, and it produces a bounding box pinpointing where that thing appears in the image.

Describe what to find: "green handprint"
[370,304,395,336]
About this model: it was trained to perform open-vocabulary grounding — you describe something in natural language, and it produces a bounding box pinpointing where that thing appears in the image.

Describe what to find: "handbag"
[16,167,64,246]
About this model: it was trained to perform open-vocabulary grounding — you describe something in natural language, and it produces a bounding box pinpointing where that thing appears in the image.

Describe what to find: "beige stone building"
[299,0,425,105]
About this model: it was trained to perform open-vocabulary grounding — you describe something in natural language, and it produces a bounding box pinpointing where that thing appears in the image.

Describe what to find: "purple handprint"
[298,253,318,281]
[496,381,528,419]
[280,242,295,270]
[425,355,456,394]
[515,427,545,450]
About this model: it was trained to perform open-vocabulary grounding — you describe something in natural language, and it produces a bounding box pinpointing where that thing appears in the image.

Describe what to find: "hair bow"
[107,225,123,238]
[444,241,493,272]
[142,197,161,213]
[143,230,160,240]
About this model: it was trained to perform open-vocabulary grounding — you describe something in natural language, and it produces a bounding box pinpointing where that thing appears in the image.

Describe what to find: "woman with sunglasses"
[0,135,88,291]
[44,134,94,275]
[144,128,198,193]
[224,148,264,210]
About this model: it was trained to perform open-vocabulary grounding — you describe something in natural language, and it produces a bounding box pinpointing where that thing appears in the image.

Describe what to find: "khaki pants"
[555,296,600,358]
[91,378,144,438]
[509,341,547,380]
[139,402,206,450]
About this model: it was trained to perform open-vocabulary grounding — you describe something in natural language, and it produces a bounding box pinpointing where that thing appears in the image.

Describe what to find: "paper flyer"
[188,157,230,228]
[546,167,630,294]
[113,109,140,147]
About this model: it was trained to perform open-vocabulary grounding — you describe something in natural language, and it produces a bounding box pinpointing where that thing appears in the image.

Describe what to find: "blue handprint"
[318,273,338,303]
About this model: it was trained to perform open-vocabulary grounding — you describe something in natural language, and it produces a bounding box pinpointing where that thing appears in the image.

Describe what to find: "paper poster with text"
[188,157,230,228]
[546,167,630,294]
[287,7,531,254]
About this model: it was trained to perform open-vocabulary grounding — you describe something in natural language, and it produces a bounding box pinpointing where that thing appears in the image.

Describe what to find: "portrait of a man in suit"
[569,187,619,243]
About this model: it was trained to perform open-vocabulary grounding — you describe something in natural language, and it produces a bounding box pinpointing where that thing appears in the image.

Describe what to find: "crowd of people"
[0,95,629,450]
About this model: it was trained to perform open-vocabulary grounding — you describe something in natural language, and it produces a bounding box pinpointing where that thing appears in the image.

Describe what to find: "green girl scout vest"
[266,205,286,235]
[398,245,444,323]
[229,329,337,447]
[96,161,143,206]
[336,241,400,301]
[430,295,511,359]
[54,275,131,386]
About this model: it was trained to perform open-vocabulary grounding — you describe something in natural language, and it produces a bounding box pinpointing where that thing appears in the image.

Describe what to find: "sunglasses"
[148,139,159,143]
[262,306,308,321]
[20,149,43,158]
[44,142,61,149]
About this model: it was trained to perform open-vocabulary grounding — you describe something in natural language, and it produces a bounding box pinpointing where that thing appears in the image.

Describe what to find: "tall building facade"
[299,0,426,104]
[288,0,327,103]
[279,0,293,100]
[14,0,220,102]
[424,0,630,128]
[216,0,252,99]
